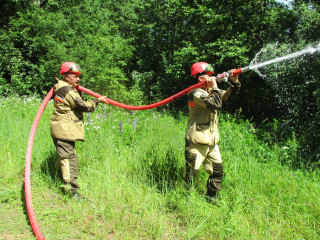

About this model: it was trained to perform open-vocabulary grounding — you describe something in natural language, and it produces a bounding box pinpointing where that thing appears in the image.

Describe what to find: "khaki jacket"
[50,80,99,141]
[185,82,241,146]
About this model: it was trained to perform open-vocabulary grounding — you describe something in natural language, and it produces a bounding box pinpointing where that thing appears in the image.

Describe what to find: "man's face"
[65,73,80,87]
[198,72,212,82]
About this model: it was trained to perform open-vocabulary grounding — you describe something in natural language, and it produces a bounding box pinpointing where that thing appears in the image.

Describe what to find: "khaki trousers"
[185,142,223,193]
[53,138,79,194]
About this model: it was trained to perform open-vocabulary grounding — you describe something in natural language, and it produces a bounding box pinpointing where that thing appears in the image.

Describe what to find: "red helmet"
[60,62,81,76]
[191,62,214,77]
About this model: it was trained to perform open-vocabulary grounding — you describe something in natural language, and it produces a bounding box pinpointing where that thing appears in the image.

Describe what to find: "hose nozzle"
[233,66,250,76]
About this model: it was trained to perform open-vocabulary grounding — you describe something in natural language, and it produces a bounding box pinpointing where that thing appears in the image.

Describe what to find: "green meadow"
[0,96,319,239]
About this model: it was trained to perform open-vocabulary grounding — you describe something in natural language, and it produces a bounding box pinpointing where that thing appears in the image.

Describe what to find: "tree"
[0,0,139,102]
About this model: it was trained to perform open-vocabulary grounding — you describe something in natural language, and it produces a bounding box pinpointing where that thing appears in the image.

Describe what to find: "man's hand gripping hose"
[216,66,249,87]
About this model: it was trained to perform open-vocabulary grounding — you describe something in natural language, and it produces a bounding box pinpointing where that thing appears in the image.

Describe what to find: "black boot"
[206,188,217,198]
[206,190,220,205]
[72,192,87,201]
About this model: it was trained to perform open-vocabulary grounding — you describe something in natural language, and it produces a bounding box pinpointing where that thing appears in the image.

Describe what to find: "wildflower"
[87,112,91,124]
[133,118,138,130]
[127,112,130,124]
[103,104,107,118]
[120,121,123,134]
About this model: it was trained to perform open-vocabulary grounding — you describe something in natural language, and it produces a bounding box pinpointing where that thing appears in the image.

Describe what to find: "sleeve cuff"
[233,81,241,87]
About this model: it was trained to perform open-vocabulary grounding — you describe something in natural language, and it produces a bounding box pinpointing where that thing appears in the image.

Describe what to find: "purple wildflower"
[120,121,123,134]
[133,118,138,130]
[103,104,107,118]
[127,112,130,124]
[87,112,91,124]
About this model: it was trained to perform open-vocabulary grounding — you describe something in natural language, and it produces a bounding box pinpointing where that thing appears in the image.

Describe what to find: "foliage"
[1,97,319,239]
[0,0,320,162]
[0,1,138,102]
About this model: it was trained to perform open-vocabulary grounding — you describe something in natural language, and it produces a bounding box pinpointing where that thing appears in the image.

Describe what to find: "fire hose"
[25,87,54,240]
[75,67,249,109]
[24,67,247,239]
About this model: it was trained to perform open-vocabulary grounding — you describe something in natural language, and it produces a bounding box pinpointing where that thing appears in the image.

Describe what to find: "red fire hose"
[75,67,247,109]
[25,67,246,239]
[24,81,205,239]
[76,81,206,110]
[25,87,54,240]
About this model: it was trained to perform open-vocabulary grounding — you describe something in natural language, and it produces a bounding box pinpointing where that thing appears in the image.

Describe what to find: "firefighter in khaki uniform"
[184,62,241,202]
[51,62,108,199]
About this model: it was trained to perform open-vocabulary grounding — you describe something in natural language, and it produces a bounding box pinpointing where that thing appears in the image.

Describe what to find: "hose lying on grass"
[24,81,207,239]
[25,87,54,240]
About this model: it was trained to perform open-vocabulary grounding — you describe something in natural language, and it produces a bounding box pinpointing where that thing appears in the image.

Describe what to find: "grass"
[0,96,319,239]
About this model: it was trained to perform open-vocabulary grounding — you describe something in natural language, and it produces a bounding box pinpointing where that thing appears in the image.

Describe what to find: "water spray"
[215,43,320,86]
[250,44,320,71]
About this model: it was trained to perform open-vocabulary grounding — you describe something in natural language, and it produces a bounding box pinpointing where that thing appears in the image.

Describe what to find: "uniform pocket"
[196,122,210,131]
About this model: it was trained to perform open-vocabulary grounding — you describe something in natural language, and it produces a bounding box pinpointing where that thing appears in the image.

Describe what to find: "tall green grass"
[0,96,319,239]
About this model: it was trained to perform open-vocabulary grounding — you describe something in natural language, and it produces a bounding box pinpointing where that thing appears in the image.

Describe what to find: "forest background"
[0,0,320,166]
